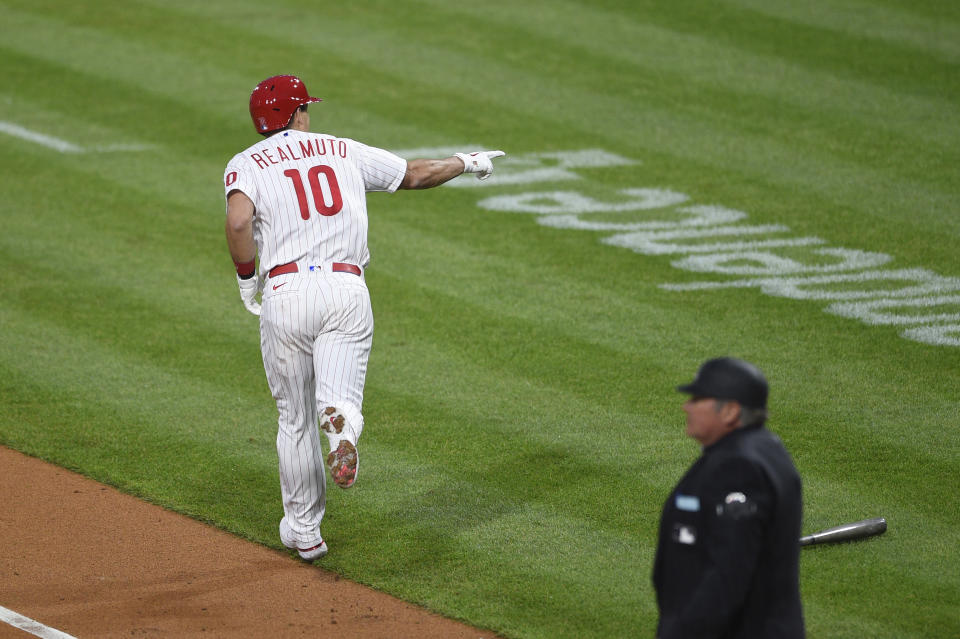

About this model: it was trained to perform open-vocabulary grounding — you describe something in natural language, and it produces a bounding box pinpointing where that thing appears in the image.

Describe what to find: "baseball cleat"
[279,518,328,561]
[294,539,328,561]
[327,440,359,489]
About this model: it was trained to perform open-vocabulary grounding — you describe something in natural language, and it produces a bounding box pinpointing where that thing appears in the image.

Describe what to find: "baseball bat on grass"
[800,517,887,547]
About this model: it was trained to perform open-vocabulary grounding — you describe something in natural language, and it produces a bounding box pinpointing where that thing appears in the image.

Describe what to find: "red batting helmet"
[249,75,322,134]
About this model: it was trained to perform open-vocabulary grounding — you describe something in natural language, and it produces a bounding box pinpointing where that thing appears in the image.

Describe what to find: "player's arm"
[226,190,256,268]
[399,150,505,189]
[225,189,261,316]
[399,158,465,190]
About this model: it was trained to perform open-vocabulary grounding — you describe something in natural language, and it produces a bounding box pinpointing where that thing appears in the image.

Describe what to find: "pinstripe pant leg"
[315,277,373,448]
[261,281,327,544]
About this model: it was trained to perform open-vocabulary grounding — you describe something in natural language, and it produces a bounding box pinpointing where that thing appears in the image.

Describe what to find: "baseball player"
[223,74,503,560]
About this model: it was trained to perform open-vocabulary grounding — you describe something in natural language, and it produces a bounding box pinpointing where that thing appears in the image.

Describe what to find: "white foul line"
[0,605,78,639]
[0,121,153,154]
[0,121,82,152]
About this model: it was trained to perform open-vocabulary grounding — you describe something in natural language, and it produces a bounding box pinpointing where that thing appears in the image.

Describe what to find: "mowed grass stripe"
[0,49,246,207]
[725,0,960,63]
[274,0,960,185]
[407,0,958,157]
[0,150,273,464]
[0,302,279,513]
[582,0,959,102]
[802,476,959,593]
[0,149,236,312]
[364,269,959,526]
[0,199,269,437]
[364,349,675,531]
[0,0,522,147]
[365,196,960,458]
[0,1,248,116]
[310,3,959,246]
[800,512,958,636]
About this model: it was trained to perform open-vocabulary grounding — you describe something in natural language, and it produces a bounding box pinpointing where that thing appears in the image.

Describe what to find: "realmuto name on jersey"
[249,137,348,169]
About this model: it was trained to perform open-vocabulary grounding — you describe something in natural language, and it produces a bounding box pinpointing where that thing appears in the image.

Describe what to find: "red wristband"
[234,259,256,279]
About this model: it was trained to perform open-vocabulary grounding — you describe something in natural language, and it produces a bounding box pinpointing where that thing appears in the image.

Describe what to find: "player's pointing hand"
[455,150,506,180]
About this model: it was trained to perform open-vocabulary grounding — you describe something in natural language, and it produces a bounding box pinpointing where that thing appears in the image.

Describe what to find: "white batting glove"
[236,274,262,316]
[455,150,505,181]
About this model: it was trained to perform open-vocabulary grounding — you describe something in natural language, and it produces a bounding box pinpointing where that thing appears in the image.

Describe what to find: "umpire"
[652,357,805,639]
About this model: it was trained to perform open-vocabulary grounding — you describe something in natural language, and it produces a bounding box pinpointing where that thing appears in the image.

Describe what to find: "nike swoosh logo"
[273,283,287,291]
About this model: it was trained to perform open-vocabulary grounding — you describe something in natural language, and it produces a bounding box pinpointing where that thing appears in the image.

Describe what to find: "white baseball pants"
[259,267,371,546]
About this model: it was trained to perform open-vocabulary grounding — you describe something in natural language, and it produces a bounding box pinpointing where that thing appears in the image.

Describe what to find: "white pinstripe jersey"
[224,130,407,277]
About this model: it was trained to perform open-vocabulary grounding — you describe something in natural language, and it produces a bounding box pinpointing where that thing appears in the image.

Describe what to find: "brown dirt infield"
[0,446,498,638]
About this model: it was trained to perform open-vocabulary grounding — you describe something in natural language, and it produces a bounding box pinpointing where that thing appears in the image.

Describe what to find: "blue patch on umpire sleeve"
[675,494,700,512]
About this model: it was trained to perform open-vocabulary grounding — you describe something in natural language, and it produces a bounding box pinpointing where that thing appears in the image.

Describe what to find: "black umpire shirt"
[652,423,805,639]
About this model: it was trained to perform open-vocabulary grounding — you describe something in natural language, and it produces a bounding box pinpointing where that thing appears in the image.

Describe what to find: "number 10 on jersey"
[283,166,344,220]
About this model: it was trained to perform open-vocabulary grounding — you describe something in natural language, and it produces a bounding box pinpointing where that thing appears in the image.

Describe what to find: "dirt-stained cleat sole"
[319,406,348,435]
[327,440,358,489]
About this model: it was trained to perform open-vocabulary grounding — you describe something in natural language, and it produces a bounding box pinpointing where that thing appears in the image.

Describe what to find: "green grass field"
[2,0,959,636]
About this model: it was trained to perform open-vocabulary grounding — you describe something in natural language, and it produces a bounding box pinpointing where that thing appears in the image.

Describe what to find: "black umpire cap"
[677,357,769,409]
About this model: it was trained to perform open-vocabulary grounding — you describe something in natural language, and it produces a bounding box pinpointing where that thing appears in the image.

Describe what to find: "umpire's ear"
[719,400,743,432]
